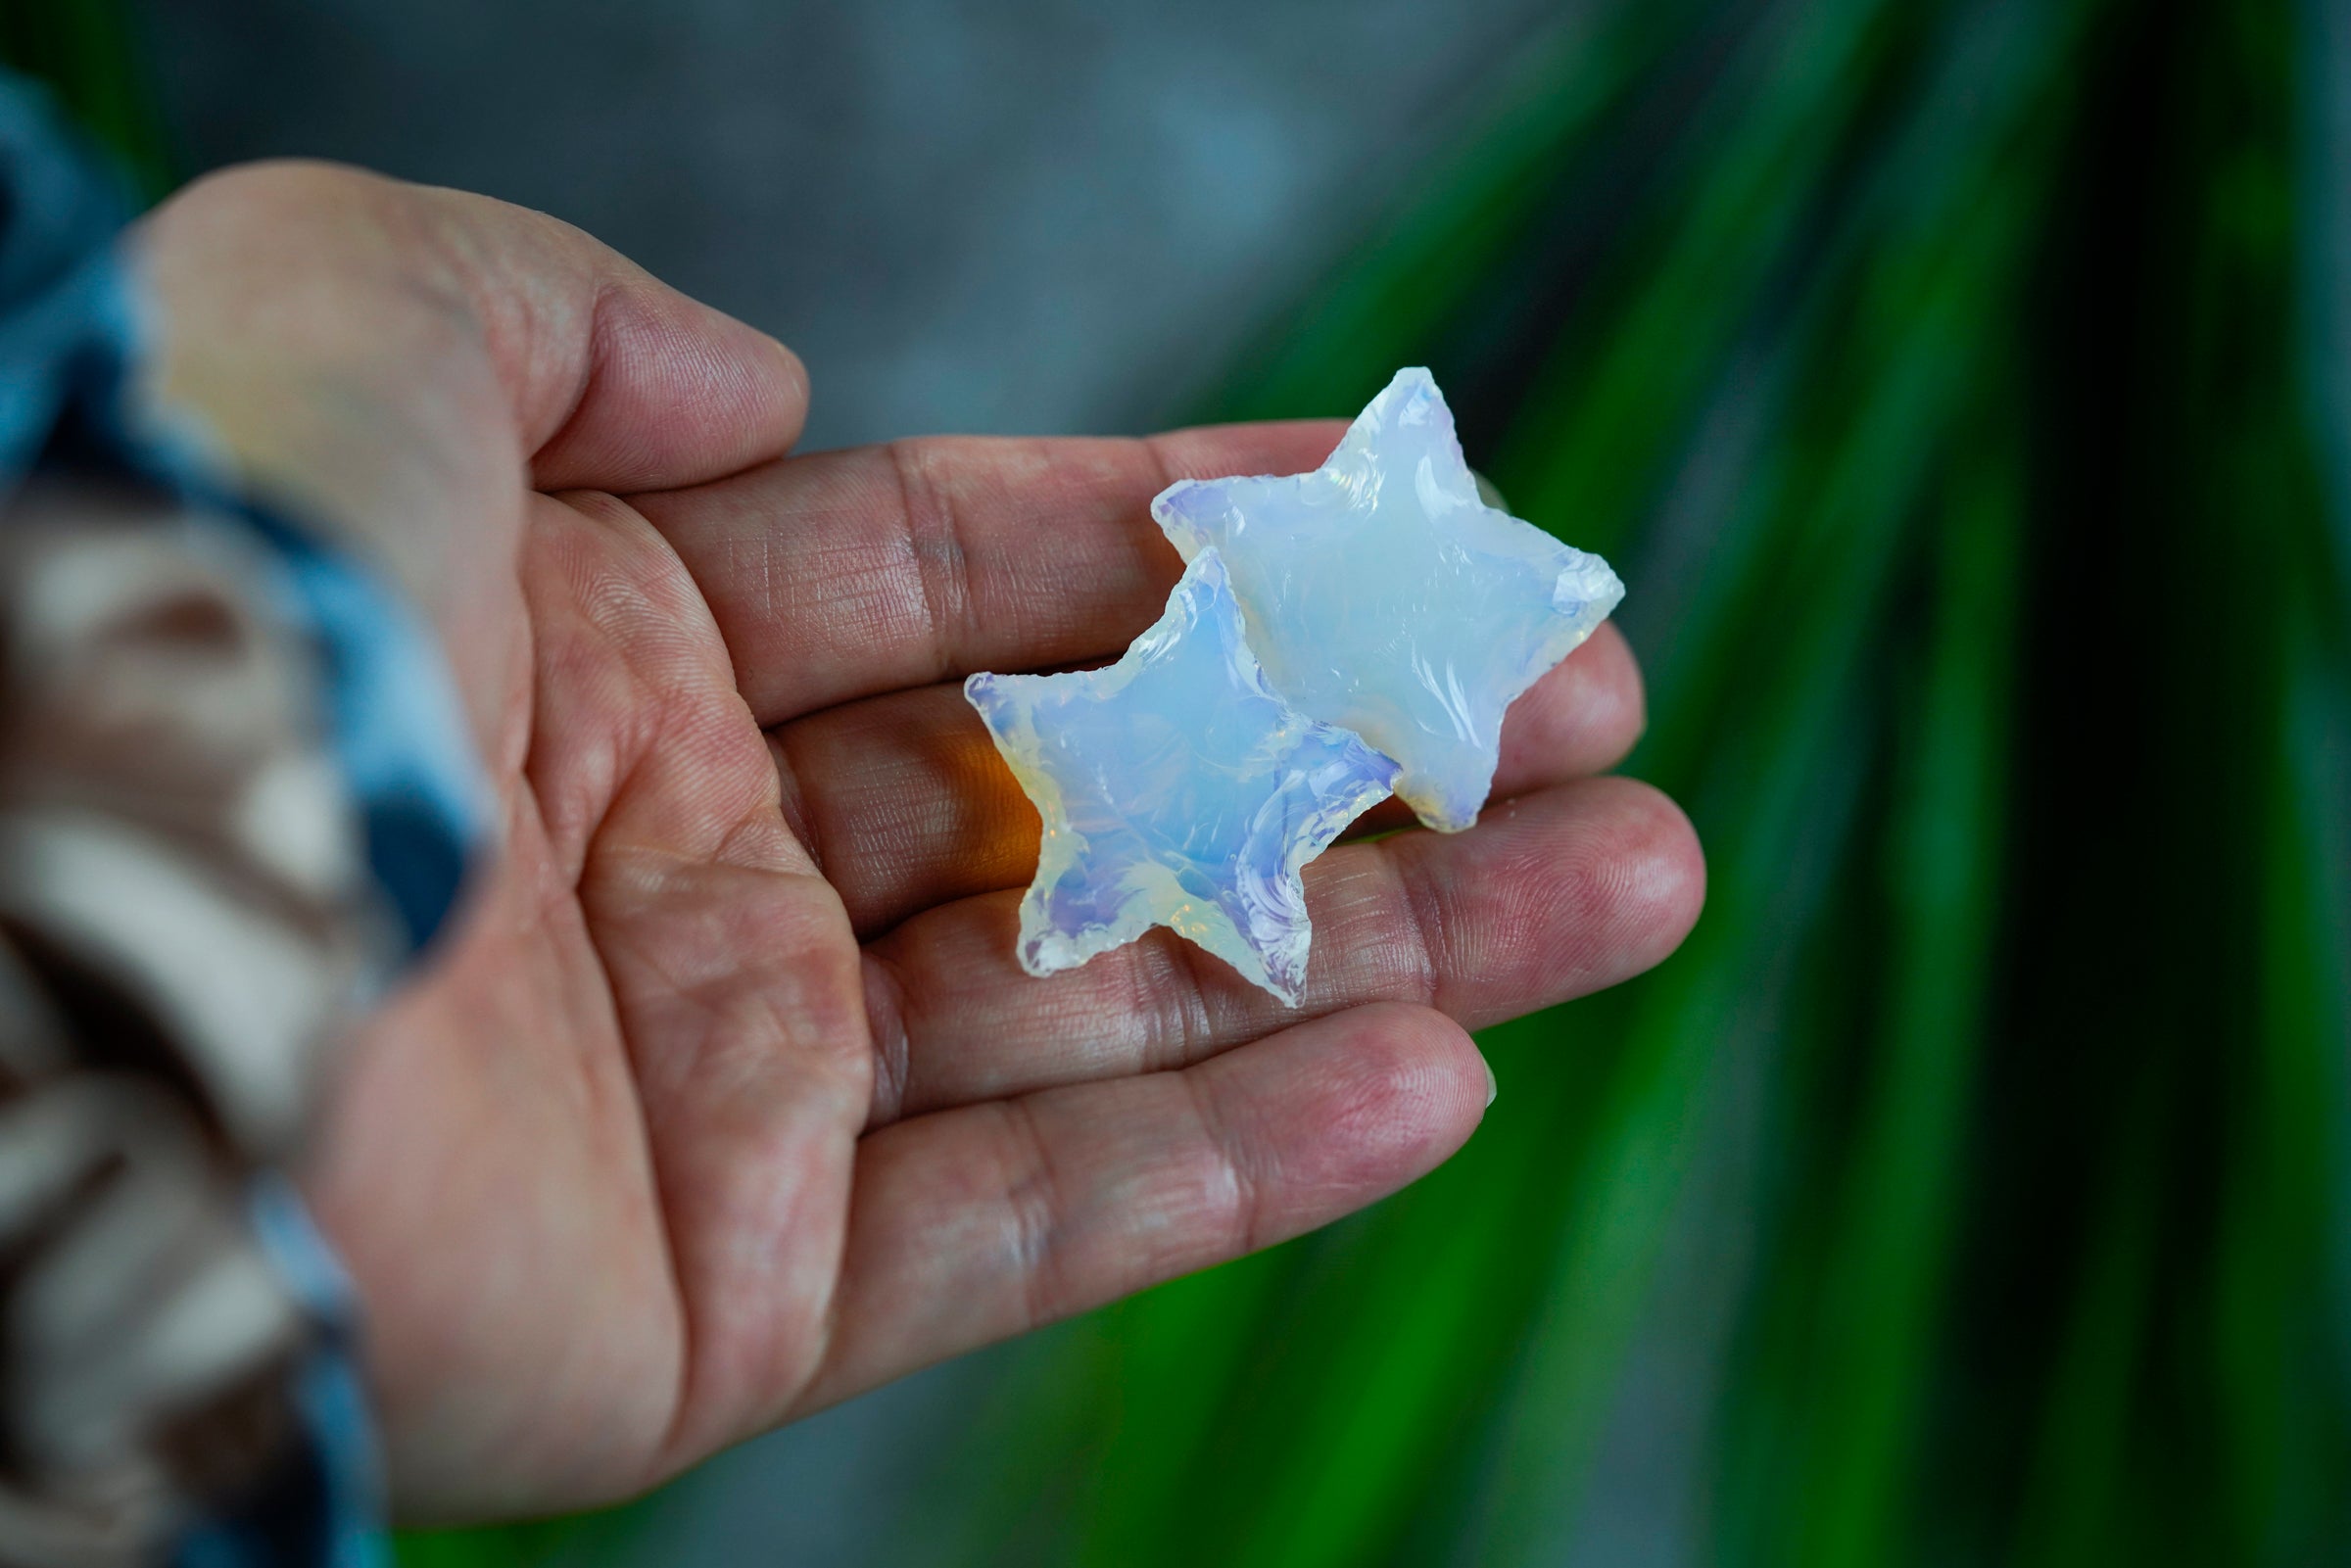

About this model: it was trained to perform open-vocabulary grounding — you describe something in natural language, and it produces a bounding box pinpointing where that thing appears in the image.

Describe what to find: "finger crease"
[1138,935,1218,1076]
[1386,848,1452,1015]
[526,276,620,476]
[1179,1068,1262,1258]
[999,1097,1066,1333]
[764,728,823,876]
[886,439,974,684]
[1138,432,1185,498]
[859,951,914,1127]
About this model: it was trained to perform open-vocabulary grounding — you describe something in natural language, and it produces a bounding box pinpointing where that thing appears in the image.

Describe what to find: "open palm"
[140,165,1703,1524]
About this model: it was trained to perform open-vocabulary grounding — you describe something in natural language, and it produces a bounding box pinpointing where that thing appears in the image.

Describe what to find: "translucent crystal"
[1153,366,1625,832]
[966,549,1399,1005]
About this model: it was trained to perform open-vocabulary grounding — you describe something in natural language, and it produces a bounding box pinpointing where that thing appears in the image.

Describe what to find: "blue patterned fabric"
[171,1183,389,1568]
[0,79,488,955]
[0,75,489,1567]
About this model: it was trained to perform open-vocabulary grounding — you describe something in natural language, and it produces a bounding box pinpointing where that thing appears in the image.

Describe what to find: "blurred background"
[15,0,2351,1562]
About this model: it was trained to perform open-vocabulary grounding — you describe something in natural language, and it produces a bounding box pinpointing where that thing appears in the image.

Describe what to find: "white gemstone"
[966,549,1398,1005]
[1152,367,1623,832]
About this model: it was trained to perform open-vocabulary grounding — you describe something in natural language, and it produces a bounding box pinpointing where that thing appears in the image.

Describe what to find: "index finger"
[630,421,1348,726]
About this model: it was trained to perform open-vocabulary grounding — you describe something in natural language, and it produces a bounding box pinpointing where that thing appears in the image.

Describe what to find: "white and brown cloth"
[0,78,486,1568]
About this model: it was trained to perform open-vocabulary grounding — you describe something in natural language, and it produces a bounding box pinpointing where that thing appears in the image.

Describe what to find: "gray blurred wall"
[153,0,1560,451]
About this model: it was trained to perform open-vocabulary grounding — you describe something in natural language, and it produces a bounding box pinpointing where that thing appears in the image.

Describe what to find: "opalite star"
[966,549,1399,1005]
[1152,366,1624,832]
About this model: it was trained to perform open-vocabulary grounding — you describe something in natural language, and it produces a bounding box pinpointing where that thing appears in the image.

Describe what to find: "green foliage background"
[19,0,2349,1561]
[0,0,171,199]
[903,2,2351,1562]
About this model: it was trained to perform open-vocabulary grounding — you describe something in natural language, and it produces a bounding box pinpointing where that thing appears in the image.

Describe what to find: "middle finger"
[857,772,1703,1128]
[773,622,1649,937]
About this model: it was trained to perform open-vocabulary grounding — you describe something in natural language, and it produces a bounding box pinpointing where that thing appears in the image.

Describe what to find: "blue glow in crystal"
[1153,366,1625,832]
[966,549,1399,1005]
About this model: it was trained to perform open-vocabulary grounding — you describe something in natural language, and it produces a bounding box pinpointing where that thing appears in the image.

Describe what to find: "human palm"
[139,165,1703,1524]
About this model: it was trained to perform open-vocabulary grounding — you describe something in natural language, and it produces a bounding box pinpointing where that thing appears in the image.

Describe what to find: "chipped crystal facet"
[966,549,1399,1005]
[1152,366,1625,832]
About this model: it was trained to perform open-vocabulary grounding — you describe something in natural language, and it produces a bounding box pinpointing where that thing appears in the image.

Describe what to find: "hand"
[136,165,1703,1524]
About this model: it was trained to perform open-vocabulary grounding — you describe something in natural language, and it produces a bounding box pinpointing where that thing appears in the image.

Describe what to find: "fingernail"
[1483,1057,1499,1108]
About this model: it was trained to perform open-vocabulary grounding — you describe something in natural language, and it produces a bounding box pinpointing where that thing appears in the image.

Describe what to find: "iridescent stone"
[1152,366,1624,832]
[966,549,1399,1005]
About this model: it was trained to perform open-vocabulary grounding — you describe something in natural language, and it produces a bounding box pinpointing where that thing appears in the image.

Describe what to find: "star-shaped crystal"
[1152,367,1624,832]
[966,549,1399,1005]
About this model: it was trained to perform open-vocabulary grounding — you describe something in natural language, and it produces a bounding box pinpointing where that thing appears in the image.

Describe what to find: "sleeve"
[0,76,490,1568]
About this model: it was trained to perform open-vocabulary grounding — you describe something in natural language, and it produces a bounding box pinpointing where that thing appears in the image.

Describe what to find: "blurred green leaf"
[0,0,175,200]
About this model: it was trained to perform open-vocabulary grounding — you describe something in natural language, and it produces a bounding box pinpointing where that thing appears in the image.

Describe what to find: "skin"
[133,163,1704,1525]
